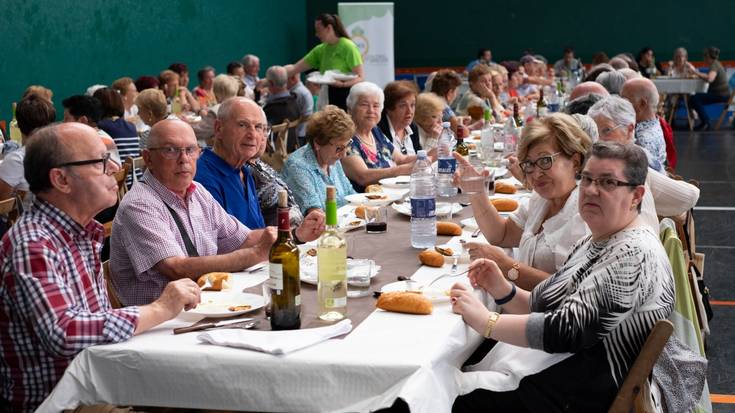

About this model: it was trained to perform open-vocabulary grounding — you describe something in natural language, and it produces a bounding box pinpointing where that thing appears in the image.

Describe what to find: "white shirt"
[417,125,438,152]
[640,168,700,231]
[509,187,589,273]
[0,147,34,210]
[387,117,416,155]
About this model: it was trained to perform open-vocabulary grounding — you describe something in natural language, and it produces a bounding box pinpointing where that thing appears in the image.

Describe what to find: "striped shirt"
[0,199,139,412]
[98,117,142,183]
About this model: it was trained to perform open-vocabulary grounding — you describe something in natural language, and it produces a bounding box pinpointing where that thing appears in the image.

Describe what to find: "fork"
[421,268,470,289]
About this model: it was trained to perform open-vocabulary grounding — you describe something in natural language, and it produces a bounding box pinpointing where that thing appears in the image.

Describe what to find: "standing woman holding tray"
[287,13,364,110]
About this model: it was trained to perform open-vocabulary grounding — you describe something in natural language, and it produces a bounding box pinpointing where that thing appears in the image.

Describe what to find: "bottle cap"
[278,190,288,207]
[442,121,451,128]
[417,150,427,159]
[326,185,336,201]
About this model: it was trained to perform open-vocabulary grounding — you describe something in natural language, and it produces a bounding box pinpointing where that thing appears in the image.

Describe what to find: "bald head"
[621,78,659,121]
[217,97,266,124]
[148,118,197,148]
[608,57,629,70]
[570,82,610,100]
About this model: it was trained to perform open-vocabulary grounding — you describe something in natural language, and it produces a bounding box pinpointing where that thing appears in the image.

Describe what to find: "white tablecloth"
[652,78,708,95]
[38,235,487,413]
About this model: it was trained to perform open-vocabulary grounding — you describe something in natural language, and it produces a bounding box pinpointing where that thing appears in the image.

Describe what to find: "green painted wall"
[0,0,306,127]
[306,0,732,67]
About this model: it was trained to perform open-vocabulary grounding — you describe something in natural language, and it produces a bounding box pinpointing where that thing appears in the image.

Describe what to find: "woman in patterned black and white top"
[451,141,675,412]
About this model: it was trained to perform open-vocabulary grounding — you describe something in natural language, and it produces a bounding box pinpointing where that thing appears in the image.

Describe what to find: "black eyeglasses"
[580,173,640,192]
[56,153,113,175]
[519,152,562,174]
[148,146,201,160]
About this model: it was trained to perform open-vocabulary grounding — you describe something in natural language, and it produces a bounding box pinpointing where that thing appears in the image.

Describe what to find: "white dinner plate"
[379,175,411,188]
[189,292,264,318]
[345,192,404,206]
[489,167,508,178]
[380,281,450,302]
[391,201,462,217]
[298,255,381,285]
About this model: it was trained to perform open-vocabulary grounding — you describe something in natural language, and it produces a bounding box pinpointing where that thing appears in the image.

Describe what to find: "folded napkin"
[197,319,352,355]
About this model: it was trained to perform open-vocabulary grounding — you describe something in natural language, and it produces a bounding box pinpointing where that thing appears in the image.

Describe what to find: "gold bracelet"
[483,312,500,338]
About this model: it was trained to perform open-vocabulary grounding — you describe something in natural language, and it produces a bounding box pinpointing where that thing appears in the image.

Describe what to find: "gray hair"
[596,71,627,95]
[588,95,636,128]
[589,141,648,211]
[217,97,266,124]
[608,57,629,70]
[346,81,385,112]
[564,93,604,115]
[85,84,107,97]
[241,54,259,68]
[213,74,240,103]
[265,65,288,88]
[571,114,599,142]
[618,68,641,81]
[24,122,70,194]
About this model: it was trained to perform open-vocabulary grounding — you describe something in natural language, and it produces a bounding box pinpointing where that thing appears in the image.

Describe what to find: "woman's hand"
[467,258,507,293]
[464,242,511,270]
[450,283,491,334]
[452,152,490,192]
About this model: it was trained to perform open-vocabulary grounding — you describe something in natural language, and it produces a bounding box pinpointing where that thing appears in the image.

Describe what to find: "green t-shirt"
[708,61,729,97]
[304,37,362,74]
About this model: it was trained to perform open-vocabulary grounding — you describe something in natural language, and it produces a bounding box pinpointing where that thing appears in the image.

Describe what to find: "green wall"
[306,0,732,67]
[0,0,306,126]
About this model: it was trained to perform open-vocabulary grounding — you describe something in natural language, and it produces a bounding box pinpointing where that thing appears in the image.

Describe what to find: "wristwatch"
[506,262,520,281]
[483,311,501,338]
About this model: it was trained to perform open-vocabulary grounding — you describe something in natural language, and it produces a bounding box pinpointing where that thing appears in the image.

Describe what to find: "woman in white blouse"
[413,92,445,152]
[456,113,591,290]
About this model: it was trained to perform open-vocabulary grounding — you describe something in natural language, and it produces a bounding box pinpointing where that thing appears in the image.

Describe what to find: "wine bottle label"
[277,208,290,231]
[269,263,284,291]
[411,198,436,219]
[325,296,347,308]
[437,158,456,174]
[295,294,301,307]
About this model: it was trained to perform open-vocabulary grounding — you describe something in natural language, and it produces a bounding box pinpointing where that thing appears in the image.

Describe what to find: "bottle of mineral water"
[410,150,436,248]
[436,122,457,197]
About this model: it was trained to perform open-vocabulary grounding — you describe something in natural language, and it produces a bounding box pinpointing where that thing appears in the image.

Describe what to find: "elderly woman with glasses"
[455,113,591,290]
[377,80,421,156]
[341,81,416,192]
[451,141,674,412]
[281,105,357,213]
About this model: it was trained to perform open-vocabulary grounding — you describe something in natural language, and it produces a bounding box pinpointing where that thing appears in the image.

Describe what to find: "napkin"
[197,319,353,355]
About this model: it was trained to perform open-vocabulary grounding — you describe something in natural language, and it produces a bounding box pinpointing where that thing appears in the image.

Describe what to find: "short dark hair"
[590,141,648,212]
[62,95,103,124]
[135,76,160,92]
[168,62,188,75]
[24,123,71,194]
[383,80,419,112]
[703,46,720,60]
[315,13,350,39]
[226,61,244,75]
[563,47,574,55]
[477,48,491,59]
[16,95,56,136]
[430,69,462,98]
[564,93,604,115]
[93,87,125,118]
[197,66,215,82]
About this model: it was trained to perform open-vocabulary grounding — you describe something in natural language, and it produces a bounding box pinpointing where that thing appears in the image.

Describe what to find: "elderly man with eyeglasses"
[110,118,279,306]
[194,97,325,242]
[0,123,200,412]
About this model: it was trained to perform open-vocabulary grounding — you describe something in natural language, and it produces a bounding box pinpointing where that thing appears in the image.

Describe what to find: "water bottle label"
[411,198,436,219]
[437,158,456,174]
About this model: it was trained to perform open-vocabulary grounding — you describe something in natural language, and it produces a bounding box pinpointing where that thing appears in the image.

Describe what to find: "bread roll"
[436,221,462,236]
[419,250,444,267]
[377,291,432,315]
[355,205,367,219]
[365,184,383,193]
[494,181,518,194]
[491,198,519,212]
[197,272,231,291]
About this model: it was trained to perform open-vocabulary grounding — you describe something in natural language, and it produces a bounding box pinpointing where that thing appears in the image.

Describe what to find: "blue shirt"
[281,144,356,214]
[194,148,265,229]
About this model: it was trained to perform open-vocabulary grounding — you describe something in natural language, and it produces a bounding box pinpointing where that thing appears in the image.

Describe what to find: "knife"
[173,317,254,335]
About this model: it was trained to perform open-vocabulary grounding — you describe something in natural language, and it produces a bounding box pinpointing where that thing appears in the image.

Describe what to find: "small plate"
[189,292,264,318]
[345,192,403,206]
[391,201,462,217]
[379,175,411,188]
[380,281,450,302]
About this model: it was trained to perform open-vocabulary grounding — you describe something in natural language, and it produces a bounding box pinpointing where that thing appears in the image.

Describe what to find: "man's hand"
[156,278,201,318]
[295,209,326,242]
[256,227,278,253]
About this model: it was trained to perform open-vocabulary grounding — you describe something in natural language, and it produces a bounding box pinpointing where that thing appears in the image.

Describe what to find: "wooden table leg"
[683,95,693,130]
[668,94,680,125]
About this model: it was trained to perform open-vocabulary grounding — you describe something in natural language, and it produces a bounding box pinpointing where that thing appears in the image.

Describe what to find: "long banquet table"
[652,77,708,130]
[38,197,492,413]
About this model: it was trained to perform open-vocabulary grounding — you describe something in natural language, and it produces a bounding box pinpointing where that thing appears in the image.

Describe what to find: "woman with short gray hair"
[595,70,627,95]
[341,81,416,192]
[587,95,636,143]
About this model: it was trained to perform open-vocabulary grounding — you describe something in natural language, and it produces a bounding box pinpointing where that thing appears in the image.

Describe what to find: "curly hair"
[306,105,355,146]
[430,69,462,98]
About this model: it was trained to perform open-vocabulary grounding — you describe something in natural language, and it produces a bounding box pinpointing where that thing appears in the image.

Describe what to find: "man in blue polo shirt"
[195,97,324,243]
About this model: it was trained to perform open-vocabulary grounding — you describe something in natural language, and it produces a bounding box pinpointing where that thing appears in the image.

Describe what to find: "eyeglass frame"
[598,124,625,137]
[55,153,114,175]
[579,173,641,192]
[333,138,353,154]
[519,151,563,174]
[147,145,202,160]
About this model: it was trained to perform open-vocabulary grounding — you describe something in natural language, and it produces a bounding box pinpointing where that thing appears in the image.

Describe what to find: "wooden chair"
[124,156,146,184]
[114,161,132,202]
[714,90,735,130]
[260,122,289,171]
[608,319,674,413]
[0,197,18,226]
[102,260,123,309]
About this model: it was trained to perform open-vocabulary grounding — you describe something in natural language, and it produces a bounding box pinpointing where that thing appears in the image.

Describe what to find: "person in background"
[134,75,159,92]
[341,82,415,192]
[262,65,301,152]
[192,74,241,146]
[159,69,200,114]
[0,95,56,208]
[241,54,262,93]
[168,62,190,89]
[227,61,253,100]
[430,69,463,123]
[584,63,614,82]
[22,85,54,103]
[608,57,629,70]
[668,47,697,78]
[591,51,609,65]
[378,80,421,156]
[112,76,145,131]
[466,48,494,73]
[690,46,730,130]
[62,95,121,165]
[94,88,140,164]
[520,55,552,87]
[284,64,314,146]
[0,123,200,412]
[287,13,364,110]
[413,92,445,153]
[192,66,217,108]
[455,64,504,121]
[595,70,626,95]
[620,78,667,171]
[135,89,168,149]
[615,52,639,71]
[637,47,663,79]
[282,105,357,214]
[553,47,583,77]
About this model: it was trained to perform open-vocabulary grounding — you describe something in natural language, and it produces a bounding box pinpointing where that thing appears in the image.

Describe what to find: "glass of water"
[347,259,372,298]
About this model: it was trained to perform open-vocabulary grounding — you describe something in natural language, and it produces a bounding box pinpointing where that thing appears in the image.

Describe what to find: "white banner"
[338,2,394,88]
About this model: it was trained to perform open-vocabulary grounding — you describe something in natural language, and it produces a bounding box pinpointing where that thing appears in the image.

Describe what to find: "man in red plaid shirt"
[0,123,201,412]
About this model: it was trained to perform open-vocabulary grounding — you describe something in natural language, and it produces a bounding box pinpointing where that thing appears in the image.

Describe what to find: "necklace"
[358,132,376,147]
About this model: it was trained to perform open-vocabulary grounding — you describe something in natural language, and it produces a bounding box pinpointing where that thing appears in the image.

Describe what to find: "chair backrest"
[608,319,674,413]
[114,161,132,201]
[102,260,123,309]
[125,156,146,184]
[260,121,289,171]
[0,197,19,226]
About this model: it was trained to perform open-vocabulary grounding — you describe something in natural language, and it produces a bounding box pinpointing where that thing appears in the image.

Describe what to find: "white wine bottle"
[269,191,301,330]
[9,102,22,144]
[317,186,347,321]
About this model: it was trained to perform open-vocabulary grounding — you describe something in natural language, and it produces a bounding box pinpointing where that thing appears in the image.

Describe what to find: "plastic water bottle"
[436,122,458,197]
[503,115,519,157]
[410,150,436,249]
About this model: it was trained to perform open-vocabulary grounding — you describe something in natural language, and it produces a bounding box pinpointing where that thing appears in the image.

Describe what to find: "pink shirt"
[110,171,250,306]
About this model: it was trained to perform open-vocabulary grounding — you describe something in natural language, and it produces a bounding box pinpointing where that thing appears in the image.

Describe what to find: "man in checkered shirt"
[0,123,200,412]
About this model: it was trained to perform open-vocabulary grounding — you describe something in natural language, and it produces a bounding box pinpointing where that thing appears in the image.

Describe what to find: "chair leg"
[714,94,734,130]
[683,95,693,130]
